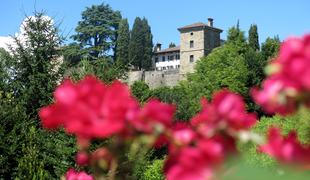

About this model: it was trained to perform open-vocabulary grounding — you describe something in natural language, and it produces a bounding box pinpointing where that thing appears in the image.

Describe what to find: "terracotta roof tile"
[155,46,180,54]
[178,22,223,32]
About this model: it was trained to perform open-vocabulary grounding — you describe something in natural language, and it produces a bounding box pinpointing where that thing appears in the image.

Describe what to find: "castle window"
[190,40,194,48]
[190,55,194,62]
[162,56,166,61]
[163,67,166,70]
[155,57,158,63]
[169,55,174,60]
[190,32,194,36]
[176,54,180,60]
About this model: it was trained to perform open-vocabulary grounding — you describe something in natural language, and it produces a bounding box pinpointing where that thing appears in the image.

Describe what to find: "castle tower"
[178,18,223,77]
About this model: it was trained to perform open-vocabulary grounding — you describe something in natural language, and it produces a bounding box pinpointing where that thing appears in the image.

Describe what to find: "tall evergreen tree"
[0,48,11,93]
[169,42,176,48]
[116,19,130,65]
[248,24,260,51]
[129,17,144,69]
[10,13,63,117]
[129,17,153,70]
[227,25,247,54]
[1,12,76,179]
[72,3,121,59]
[261,36,281,60]
[141,18,153,70]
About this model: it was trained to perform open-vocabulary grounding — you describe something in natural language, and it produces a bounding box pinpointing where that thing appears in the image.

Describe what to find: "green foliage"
[261,36,281,60]
[68,58,127,83]
[141,18,153,70]
[10,12,63,118]
[0,48,11,92]
[169,42,176,48]
[188,43,249,100]
[130,81,150,102]
[130,81,195,121]
[240,107,310,168]
[248,24,260,51]
[129,17,143,69]
[62,43,84,65]
[222,158,310,180]
[116,19,130,66]
[226,26,248,55]
[72,3,121,59]
[149,85,195,121]
[129,17,153,70]
[244,48,265,87]
[0,12,77,179]
[142,159,165,180]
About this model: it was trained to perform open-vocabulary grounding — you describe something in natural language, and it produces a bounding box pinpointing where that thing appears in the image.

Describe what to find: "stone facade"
[126,69,180,89]
[125,18,222,89]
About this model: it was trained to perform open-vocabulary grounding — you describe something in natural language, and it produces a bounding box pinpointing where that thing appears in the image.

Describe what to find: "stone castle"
[126,18,223,88]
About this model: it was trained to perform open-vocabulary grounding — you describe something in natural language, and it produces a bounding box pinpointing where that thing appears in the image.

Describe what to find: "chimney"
[155,43,162,52]
[208,18,214,27]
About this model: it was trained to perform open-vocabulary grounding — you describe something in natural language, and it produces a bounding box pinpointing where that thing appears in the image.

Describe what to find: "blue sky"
[0,0,309,49]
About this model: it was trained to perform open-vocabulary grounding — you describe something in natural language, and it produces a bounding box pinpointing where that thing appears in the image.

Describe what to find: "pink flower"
[128,99,175,133]
[191,90,257,136]
[252,34,310,115]
[251,76,299,115]
[171,123,196,146]
[39,76,138,139]
[76,151,89,166]
[65,169,93,180]
[164,147,214,180]
[164,133,235,180]
[259,127,310,164]
[90,148,114,170]
[168,123,197,153]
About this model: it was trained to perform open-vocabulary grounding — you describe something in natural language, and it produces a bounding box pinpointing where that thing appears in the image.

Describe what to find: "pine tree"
[169,42,176,48]
[141,18,153,70]
[116,19,130,65]
[129,17,144,69]
[248,24,260,51]
[227,25,247,54]
[10,12,63,117]
[261,36,281,60]
[1,12,76,179]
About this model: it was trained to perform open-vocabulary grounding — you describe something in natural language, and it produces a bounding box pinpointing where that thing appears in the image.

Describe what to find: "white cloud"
[0,15,54,52]
[0,36,14,51]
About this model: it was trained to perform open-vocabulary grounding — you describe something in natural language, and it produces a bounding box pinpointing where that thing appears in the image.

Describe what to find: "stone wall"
[179,27,205,76]
[126,69,180,89]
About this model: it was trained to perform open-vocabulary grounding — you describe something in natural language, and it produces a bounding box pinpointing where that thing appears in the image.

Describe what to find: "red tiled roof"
[178,22,222,32]
[155,46,180,54]
[178,22,207,29]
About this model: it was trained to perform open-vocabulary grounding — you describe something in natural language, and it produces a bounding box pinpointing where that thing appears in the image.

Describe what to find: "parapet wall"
[126,69,180,89]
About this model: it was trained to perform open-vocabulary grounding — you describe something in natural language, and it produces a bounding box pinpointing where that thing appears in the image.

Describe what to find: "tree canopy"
[188,44,249,99]
[261,36,281,60]
[248,24,260,51]
[129,17,153,70]
[116,19,130,66]
[72,3,121,59]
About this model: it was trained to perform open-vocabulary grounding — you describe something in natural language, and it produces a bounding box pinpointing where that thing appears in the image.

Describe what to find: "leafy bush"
[143,159,165,180]
[240,107,310,168]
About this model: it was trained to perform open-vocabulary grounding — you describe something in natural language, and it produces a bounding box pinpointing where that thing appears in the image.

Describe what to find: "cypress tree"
[141,18,153,70]
[169,42,176,48]
[129,17,153,70]
[129,17,144,69]
[248,24,260,51]
[116,19,130,65]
